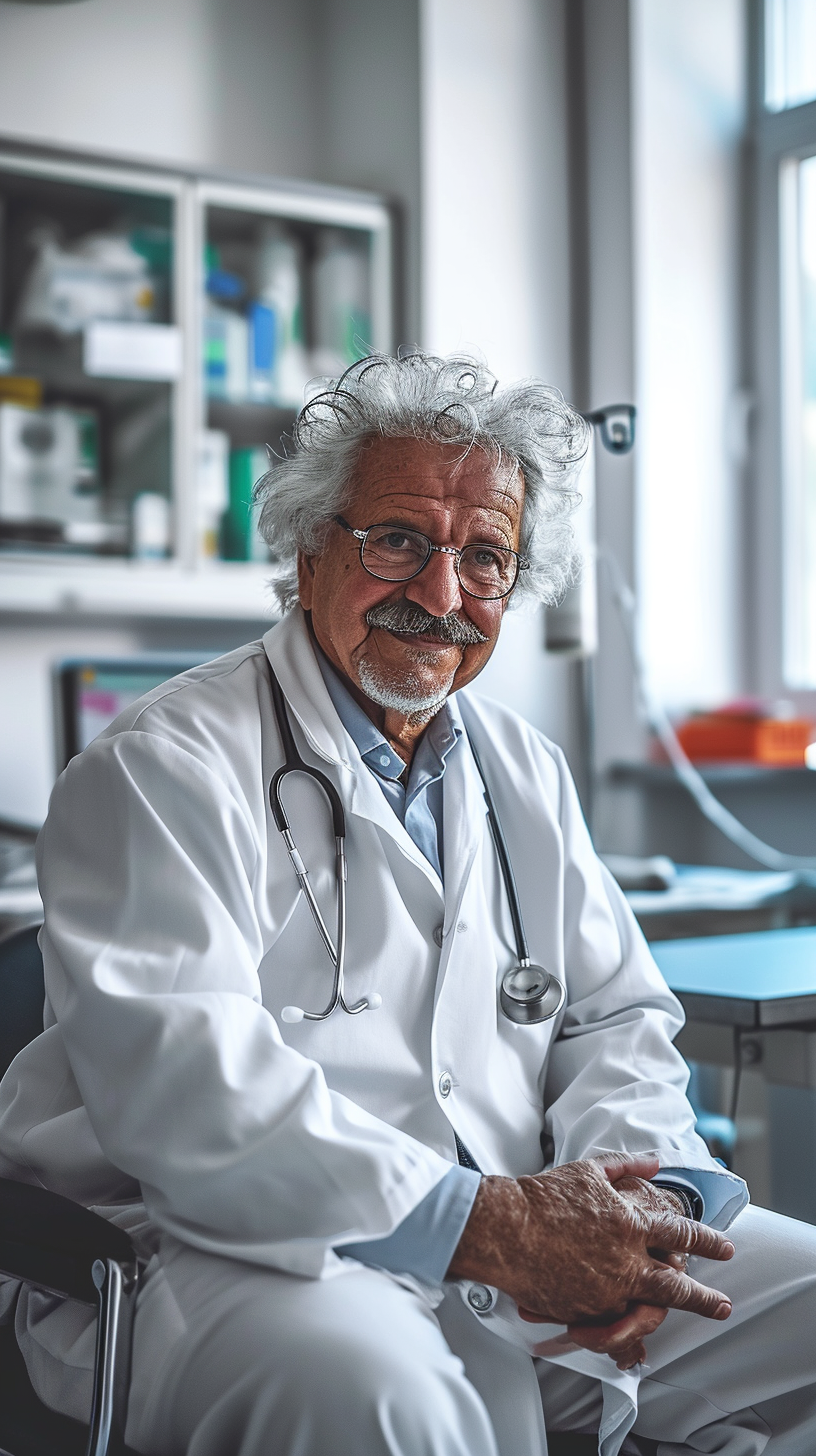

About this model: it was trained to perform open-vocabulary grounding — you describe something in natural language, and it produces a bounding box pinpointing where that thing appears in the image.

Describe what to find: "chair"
[0,925,45,1075]
[686,1062,737,1165]
[0,926,140,1456]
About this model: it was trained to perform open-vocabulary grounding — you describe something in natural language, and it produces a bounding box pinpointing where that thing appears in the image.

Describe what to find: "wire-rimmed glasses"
[334,515,529,601]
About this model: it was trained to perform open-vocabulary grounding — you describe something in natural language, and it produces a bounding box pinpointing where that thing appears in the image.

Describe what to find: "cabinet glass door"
[198,193,383,565]
[0,157,180,562]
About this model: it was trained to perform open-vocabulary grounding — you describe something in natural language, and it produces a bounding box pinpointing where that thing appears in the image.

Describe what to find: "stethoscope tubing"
[267,667,367,1019]
[265,660,565,1024]
[463,729,531,968]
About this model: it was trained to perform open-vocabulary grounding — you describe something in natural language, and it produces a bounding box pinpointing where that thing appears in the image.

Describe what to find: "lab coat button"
[467,1284,495,1314]
[433,924,445,948]
[438,1071,453,1098]
[456,921,467,933]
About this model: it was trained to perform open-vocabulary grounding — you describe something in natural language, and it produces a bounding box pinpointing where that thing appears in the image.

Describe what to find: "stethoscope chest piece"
[500,963,565,1025]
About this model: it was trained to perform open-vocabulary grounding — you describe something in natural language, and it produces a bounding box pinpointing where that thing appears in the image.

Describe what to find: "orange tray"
[675,714,814,766]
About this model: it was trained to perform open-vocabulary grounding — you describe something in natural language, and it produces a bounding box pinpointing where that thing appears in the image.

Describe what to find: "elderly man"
[1,352,815,1456]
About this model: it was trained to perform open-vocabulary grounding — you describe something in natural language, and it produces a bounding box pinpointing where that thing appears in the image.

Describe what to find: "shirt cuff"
[335,1165,481,1284]
[652,1166,749,1230]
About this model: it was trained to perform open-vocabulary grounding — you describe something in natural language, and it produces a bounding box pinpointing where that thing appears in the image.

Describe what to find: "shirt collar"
[313,642,462,786]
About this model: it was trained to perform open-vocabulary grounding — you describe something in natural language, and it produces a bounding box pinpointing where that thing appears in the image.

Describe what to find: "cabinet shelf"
[0,556,280,621]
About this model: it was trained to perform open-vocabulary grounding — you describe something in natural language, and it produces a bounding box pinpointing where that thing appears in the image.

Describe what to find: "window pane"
[766,0,816,111]
[782,155,816,684]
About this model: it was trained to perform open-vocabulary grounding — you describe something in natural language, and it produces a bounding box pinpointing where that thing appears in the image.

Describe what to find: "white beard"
[357,653,455,721]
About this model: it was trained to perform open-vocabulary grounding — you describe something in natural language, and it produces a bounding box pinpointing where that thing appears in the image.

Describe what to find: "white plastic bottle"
[255,224,307,407]
[311,229,371,378]
[132,492,171,559]
[196,430,230,559]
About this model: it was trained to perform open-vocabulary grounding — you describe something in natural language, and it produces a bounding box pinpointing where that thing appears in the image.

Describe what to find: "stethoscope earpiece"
[281,1005,305,1024]
[281,992,382,1025]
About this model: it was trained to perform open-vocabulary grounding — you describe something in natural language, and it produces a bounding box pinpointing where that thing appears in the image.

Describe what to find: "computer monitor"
[54,655,210,771]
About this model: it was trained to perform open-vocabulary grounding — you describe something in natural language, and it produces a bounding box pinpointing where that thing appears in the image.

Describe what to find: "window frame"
[749,0,816,705]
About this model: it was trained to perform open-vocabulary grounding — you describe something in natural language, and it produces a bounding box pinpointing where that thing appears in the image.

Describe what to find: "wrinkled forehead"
[346,436,525,521]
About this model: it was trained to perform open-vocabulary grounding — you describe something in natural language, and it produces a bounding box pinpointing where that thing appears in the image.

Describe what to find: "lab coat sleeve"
[36,731,452,1277]
[541,747,747,1231]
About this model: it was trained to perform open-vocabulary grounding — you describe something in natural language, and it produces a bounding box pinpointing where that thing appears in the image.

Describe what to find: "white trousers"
[15,1204,816,1456]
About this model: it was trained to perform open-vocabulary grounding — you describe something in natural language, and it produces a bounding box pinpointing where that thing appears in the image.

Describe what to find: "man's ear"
[297,549,316,609]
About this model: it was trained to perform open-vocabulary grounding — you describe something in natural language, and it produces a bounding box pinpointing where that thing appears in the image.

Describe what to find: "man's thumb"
[596,1151,661,1185]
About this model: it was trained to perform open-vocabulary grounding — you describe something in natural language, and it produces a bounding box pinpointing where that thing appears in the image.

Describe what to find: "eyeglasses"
[334,515,529,601]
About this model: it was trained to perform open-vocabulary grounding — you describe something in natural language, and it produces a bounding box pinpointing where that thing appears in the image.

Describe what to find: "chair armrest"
[0,1177,138,1304]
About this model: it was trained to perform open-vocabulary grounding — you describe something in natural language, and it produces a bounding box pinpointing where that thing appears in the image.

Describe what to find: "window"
[766,0,816,112]
[781,154,816,683]
[751,1,816,697]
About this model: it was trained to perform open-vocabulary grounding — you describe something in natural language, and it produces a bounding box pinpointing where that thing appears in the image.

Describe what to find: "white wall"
[632,0,747,711]
[205,0,320,179]
[421,0,571,389]
[420,0,580,758]
[0,0,319,178]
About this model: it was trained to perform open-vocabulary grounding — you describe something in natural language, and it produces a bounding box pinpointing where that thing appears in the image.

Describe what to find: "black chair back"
[0,926,45,1078]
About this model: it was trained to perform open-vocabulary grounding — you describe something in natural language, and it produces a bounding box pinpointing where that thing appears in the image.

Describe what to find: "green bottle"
[221,447,269,561]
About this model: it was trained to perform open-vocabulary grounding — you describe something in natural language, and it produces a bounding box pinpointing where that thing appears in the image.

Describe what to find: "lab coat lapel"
[263,608,350,769]
[348,762,446,903]
[435,701,488,993]
[263,610,445,901]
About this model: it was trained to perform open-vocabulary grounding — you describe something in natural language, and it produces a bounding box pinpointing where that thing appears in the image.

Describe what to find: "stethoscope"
[266,662,566,1027]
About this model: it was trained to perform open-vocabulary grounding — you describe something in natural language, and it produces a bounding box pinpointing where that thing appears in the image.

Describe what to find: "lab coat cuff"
[653,1166,749,1230]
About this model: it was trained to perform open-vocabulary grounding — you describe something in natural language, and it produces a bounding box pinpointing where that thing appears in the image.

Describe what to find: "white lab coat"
[0,607,746,1454]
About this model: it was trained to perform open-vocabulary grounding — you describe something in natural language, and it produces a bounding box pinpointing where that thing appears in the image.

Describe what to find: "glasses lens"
[362,525,431,580]
[459,544,518,599]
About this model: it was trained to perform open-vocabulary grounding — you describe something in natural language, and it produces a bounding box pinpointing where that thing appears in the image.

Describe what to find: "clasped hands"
[447,1153,735,1370]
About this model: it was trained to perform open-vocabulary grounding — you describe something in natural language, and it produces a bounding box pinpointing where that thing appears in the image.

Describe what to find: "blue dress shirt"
[314,648,728,1282]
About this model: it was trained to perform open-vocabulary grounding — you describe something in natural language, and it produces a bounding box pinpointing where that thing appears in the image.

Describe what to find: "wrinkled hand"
[614,1175,690,1266]
[447,1154,734,1371]
[565,1173,696,1368]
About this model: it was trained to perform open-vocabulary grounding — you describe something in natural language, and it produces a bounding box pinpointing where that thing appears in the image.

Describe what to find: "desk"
[652,925,816,1028]
[652,927,816,1223]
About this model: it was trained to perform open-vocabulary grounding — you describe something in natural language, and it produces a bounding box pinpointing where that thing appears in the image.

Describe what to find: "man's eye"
[382,532,412,551]
[472,548,503,568]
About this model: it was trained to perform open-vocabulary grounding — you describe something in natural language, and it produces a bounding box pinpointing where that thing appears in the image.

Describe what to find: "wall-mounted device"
[544,404,636,658]
[581,403,637,455]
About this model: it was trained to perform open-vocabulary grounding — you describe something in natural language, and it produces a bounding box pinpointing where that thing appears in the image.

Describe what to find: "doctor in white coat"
[2,352,816,1456]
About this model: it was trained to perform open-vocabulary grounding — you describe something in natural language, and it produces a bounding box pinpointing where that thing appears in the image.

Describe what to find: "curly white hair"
[255,350,589,612]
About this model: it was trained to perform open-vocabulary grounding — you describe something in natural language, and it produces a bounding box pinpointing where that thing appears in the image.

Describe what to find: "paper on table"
[626,865,807,915]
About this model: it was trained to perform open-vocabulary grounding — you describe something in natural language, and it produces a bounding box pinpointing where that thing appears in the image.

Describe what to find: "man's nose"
[405,547,463,618]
